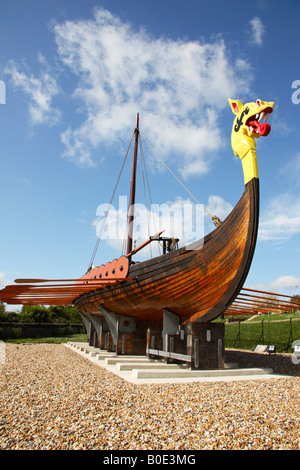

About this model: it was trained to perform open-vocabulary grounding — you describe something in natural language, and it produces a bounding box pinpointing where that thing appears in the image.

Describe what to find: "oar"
[14,277,136,284]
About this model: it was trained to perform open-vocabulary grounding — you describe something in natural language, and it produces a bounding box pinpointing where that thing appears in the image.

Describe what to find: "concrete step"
[131,367,273,379]
[104,356,150,365]
[117,362,187,371]
[224,362,239,369]
[96,353,118,361]
[66,343,278,384]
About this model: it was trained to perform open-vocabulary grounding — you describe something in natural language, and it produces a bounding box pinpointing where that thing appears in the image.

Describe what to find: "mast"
[126,113,139,258]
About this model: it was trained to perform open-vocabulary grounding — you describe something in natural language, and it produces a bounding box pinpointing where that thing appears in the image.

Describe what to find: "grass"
[244,312,300,322]
[5,333,88,345]
[224,314,300,353]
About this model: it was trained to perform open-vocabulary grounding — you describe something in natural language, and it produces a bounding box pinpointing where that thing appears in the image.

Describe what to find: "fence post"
[285,318,293,352]
[258,319,264,344]
[233,321,241,348]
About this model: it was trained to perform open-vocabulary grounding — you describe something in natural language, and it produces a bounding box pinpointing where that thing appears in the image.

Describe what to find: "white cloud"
[259,195,300,241]
[53,7,252,175]
[4,59,61,126]
[0,273,10,290]
[249,17,265,46]
[250,276,300,294]
[206,195,233,221]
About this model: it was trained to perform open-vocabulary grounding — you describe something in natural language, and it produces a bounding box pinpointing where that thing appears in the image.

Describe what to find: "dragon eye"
[256,99,261,108]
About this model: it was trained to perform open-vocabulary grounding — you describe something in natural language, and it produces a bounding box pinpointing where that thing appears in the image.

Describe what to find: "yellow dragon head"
[228,98,274,184]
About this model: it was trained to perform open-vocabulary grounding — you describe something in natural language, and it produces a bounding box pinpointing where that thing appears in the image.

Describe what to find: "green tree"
[19,305,50,323]
[48,305,81,323]
[17,304,81,323]
[0,302,6,321]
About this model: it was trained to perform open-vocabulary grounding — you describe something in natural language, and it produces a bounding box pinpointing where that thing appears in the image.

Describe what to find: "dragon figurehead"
[228,98,274,185]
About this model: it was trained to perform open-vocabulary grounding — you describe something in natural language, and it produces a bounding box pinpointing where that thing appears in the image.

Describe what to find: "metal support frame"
[147,314,225,370]
[146,309,191,363]
[146,348,191,362]
[86,313,103,347]
[79,313,92,342]
[98,305,119,348]
[162,309,180,351]
[98,304,137,352]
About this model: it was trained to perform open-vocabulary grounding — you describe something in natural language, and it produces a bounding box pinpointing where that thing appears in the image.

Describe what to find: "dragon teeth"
[258,111,265,122]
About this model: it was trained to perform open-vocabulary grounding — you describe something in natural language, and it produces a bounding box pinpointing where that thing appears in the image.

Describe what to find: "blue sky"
[0,0,300,307]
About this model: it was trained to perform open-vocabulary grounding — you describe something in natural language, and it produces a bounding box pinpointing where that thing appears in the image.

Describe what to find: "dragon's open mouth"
[246,107,273,136]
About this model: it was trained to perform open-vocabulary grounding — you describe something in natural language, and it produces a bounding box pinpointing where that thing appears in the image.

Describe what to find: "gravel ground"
[0,343,299,450]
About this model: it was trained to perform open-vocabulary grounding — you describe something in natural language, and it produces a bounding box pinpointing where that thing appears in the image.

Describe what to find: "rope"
[139,134,162,256]
[87,131,135,270]
[139,131,222,227]
[139,137,152,257]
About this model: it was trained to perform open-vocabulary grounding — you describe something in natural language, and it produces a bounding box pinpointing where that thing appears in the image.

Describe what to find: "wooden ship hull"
[75,178,259,326]
[71,177,259,368]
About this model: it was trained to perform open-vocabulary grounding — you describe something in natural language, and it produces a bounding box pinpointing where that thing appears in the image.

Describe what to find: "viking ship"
[0,98,274,366]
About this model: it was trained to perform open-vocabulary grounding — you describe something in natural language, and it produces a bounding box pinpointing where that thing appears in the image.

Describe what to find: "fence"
[225,318,300,353]
[0,322,85,340]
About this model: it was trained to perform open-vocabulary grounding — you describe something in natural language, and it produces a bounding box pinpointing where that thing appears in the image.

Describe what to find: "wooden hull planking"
[75,178,259,325]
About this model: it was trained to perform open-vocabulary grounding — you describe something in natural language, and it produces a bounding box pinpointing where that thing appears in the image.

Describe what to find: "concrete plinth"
[186,322,224,370]
[147,322,225,370]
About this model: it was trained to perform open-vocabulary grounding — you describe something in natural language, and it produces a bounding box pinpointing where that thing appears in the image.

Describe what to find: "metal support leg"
[162,309,180,363]
[97,304,137,354]
[98,305,119,352]
[86,314,103,348]
[162,309,180,351]
[79,313,92,343]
